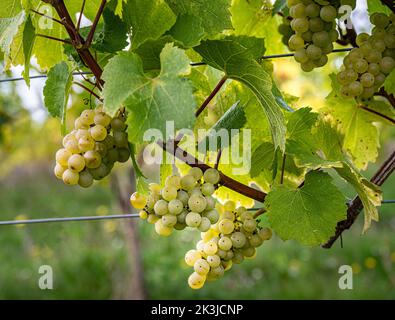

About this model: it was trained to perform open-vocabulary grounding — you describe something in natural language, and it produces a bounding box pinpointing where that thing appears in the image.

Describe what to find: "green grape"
[225,250,234,261]
[189,187,202,196]
[337,71,351,85]
[139,210,148,220]
[110,118,126,131]
[154,199,169,215]
[348,81,363,96]
[188,194,207,213]
[161,214,177,227]
[217,249,227,259]
[241,247,256,258]
[242,219,257,233]
[113,131,128,148]
[341,84,351,97]
[345,69,358,82]
[203,168,220,184]
[83,150,102,169]
[380,56,395,74]
[56,148,72,167]
[314,54,328,67]
[89,163,110,180]
[80,109,95,125]
[372,27,386,39]
[249,234,264,247]
[94,142,107,155]
[161,186,178,201]
[312,31,330,47]
[201,183,215,196]
[360,42,373,56]
[168,199,184,215]
[301,60,315,72]
[176,190,189,206]
[205,209,219,224]
[259,227,273,240]
[209,265,225,278]
[361,87,376,99]
[78,170,93,188]
[367,63,381,76]
[309,17,324,32]
[356,33,369,46]
[321,43,334,54]
[371,39,386,52]
[384,34,395,49]
[62,131,76,146]
[221,210,235,221]
[103,135,116,149]
[305,3,320,17]
[174,223,186,230]
[196,240,206,254]
[78,135,95,152]
[288,34,305,50]
[203,241,218,255]
[188,167,203,181]
[54,163,66,179]
[218,236,232,250]
[165,175,181,188]
[206,255,221,268]
[198,217,211,232]
[94,112,112,127]
[185,212,202,227]
[74,117,88,130]
[287,0,300,6]
[232,251,244,264]
[68,154,86,172]
[306,44,322,59]
[240,211,253,221]
[236,206,247,215]
[224,200,236,212]
[181,174,196,190]
[154,219,173,236]
[177,210,188,224]
[90,125,107,141]
[290,3,306,18]
[62,169,79,185]
[194,258,210,275]
[353,59,368,73]
[291,18,309,33]
[188,272,205,289]
[147,214,159,224]
[185,250,202,267]
[374,73,386,86]
[218,218,234,235]
[117,148,130,163]
[360,73,375,87]
[370,12,390,29]
[349,48,364,60]
[329,29,338,42]
[302,30,313,42]
[205,196,216,210]
[231,232,247,248]
[106,148,119,163]
[320,5,337,22]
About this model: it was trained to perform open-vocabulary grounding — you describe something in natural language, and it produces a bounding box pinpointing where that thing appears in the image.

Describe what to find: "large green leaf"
[123,0,176,49]
[195,38,286,151]
[22,14,35,86]
[0,11,25,57]
[102,43,196,142]
[266,171,347,246]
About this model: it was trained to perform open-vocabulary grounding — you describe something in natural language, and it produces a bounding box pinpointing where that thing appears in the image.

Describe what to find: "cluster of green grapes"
[54,107,130,187]
[337,13,395,99]
[284,0,340,71]
[185,201,272,289]
[130,167,221,236]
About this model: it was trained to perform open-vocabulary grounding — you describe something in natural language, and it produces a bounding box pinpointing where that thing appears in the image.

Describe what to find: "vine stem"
[253,208,266,219]
[73,81,102,101]
[84,0,107,48]
[360,105,395,125]
[195,76,227,117]
[375,87,395,108]
[323,150,395,248]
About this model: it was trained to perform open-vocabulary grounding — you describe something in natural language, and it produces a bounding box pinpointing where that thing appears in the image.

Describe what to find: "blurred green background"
[0,39,394,299]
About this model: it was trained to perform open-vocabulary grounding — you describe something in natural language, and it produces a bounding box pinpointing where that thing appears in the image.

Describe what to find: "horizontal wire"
[0,198,393,227]
[0,48,354,83]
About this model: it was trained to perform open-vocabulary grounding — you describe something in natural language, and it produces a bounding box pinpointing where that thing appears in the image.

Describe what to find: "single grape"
[139,210,148,220]
[185,250,202,267]
[312,31,330,48]
[314,54,328,68]
[301,60,315,72]
[154,199,169,215]
[345,69,358,82]
[78,170,93,188]
[370,12,390,29]
[205,209,219,224]
[161,214,177,227]
[288,34,305,50]
[249,234,264,247]
[168,199,184,215]
[353,59,369,73]
[117,148,130,163]
[231,232,247,248]
[147,214,159,224]
[62,169,79,185]
[54,163,66,179]
[161,186,178,201]
[374,73,386,86]
[78,135,95,152]
[110,117,126,131]
[205,196,216,210]
[209,265,225,278]
[64,139,80,154]
[218,236,232,250]
[306,44,322,59]
[176,190,189,206]
[89,163,110,180]
[337,71,351,85]
[177,210,188,224]
[371,39,386,52]
[349,48,364,60]
[360,73,375,87]
[165,175,181,188]
[68,154,85,172]
[380,56,395,74]
[356,33,369,46]
[302,30,313,42]
[203,168,220,184]
[74,117,88,130]
[367,63,381,76]
[83,150,102,169]
[154,219,173,236]
[384,34,395,49]
[259,227,273,240]
[113,131,128,148]
[232,251,244,264]
[174,223,186,230]
[290,3,306,18]
[185,212,202,228]
[188,194,207,213]
[198,217,211,232]
[80,109,95,125]
[188,167,203,181]
[361,86,376,99]
[320,5,337,22]
[206,254,221,268]
[189,187,202,197]
[218,218,234,235]
[188,272,205,289]
[221,210,235,221]
[294,48,309,63]
[225,250,234,261]
[194,258,210,275]
[305,3,320,18]
[241,247,256,258]
[348,81,363,96]
[201,183,215,196]
[56,148,72,167]
[94,112,112,127]
[329,29,338,42]
[181,174,196,190]
[130,192,147,209]
[106,148,119,163]
[291,18,309,33]
[309,17,324,32]
[243,219,257,233]
[90,125,107,141]
[203,241,218,256]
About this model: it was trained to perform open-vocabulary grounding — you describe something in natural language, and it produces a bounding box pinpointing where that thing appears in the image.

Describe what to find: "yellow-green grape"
[94,141,107,155]
[89,163,109,180]
[209,265,225,278]
[217,249,227,259]
[259,227,273,240]
[110,117,126,131]
[174,223,186,230]
[78,170,93,188]
[222,259,233,271]
[54,163,66,179]
[177,210,188,224]
[203,241,218,255]
[147,214,159,224]
[176,190,189,206]
[194,258,210,275]
[239,211,253,221]
[146,193,159,210]
[249,234,264,247]
[189,187,202,196]
[106,148,119,163]
[154,199,169,215]
[198,217,211,232]
[188,194,207,213]
[90,125,107,142]
[165,175,181,189]
[83,150,102,169]
[161,186,178,201]
[218,219,234,235]
[64,138,80,154]
[188,272,206,290]
[62,131,76,146]
[225,250,234,261]
[231,232,247,248]
[161,214,177,227]
[149,183,161,194]
[94,112,112,127]
[78,135,95,152]
[218,236,232,250]
[62,169,79,185]
[242,247,256,258]
[75,129,89,140]
[130,192,147,209]
[188,167,203,181]
[74,117,88,129]
[243,219,257,233]
[113,131,128,148]
[154,219,173,236]
[185,250,202,267]
[181,174,196,190]
[80,109,95,126]
[205,196,215,210]
[205,209,219,224]
[68,154,86,172]
[168,199,184,215]
[201,183,215,196]
[56,148,72,167]
[203,168,220,184]
[222,210,235,221]
[206,255,221,268]
[224,200,236,212]
[139,210,148,220]
[232,251,244,264]
[185,212,202,227]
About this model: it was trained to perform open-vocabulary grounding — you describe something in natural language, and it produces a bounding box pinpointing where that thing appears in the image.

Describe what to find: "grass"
[0,166,394,299]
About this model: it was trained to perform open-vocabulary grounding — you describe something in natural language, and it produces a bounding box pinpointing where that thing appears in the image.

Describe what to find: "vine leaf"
[22,14,35,87]
[43,61,73,133]
[0,11,25,61]
[122,0,176,49]
[102,43,196,142]
[195,37,286,151]
[266,171,347,246]
[384,69,395,96]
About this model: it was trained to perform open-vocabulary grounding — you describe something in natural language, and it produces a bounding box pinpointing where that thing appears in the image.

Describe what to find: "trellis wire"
[0,48,354,84]
[0,200,393,227]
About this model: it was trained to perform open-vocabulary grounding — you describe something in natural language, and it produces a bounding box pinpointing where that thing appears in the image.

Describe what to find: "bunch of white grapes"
[185,201,272,289]
[130,167,221,236]
[54,107,130,187]
[286,0,340,71]
[337,12,395,99]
